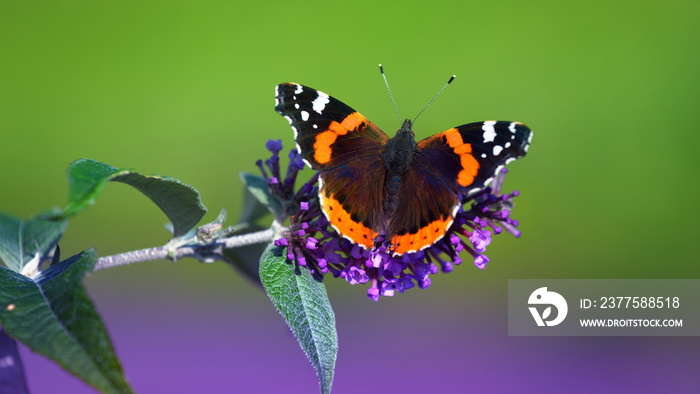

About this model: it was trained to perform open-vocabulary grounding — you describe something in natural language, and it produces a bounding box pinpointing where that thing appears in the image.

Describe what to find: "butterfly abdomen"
[383,173,402,217]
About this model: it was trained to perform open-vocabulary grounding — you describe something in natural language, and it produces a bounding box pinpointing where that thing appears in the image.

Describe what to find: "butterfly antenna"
[413,75,456,124]
[379,64,402,125]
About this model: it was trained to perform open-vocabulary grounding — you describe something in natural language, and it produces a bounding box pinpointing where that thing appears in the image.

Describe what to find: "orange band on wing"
[313,131,338,164]
[321,192,377,249]
[314,112,367,164]
[390,216,453,255]
[443,128,480,187]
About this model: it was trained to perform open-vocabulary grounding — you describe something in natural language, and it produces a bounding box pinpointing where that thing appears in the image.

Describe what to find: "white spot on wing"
[294,103,300,109]
[505,142,511,148]
[493,145,503,156]
[524,131,533,152]
[284,116,293,125]
[301,110,309,121]
[294,84,303,94]
[509,122,517,133]
[295,141,313,168]
[313,124,318,129]
[482,120,497,143]
[481,153,487,158]
[505,157,516,164]
[312,91,330,114]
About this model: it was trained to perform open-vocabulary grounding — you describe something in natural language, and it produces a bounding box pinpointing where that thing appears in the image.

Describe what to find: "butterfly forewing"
[276,82,389,248]
[275,83,389,170]
[417,121,532,192]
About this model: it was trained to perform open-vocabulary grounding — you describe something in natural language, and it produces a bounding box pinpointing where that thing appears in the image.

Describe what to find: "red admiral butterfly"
[275,81,532,255]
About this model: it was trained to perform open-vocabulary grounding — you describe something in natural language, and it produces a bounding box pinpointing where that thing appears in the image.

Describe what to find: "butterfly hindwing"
[274,83,389,170]
[386,162,461,255]
[385,121,532,254]
[318,160,386,249]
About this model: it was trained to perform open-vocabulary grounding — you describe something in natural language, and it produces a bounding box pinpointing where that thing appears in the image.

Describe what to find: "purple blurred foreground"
[18,277,699,394]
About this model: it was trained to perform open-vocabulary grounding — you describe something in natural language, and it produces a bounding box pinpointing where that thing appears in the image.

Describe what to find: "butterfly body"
[382,119,416,216]
[275,82,532,255]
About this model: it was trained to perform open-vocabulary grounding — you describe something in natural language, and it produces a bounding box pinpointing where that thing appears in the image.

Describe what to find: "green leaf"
[239,172,283,220]
[238,182,272,225]
[50,159,207,238]
[0,211,67,273]
[0,249,132,394]
[259,244,337,394]
[111,172,206,238]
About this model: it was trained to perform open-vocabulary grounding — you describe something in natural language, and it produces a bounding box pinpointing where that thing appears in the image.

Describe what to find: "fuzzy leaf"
[239,172,282,220]
[0,249,132,393]
[259,244,337,394]
[0,211,67,273]
[238,182,272,225]
[50,159,206,238]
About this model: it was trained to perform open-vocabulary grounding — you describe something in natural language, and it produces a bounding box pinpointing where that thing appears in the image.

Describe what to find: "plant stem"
[94,228,275,271]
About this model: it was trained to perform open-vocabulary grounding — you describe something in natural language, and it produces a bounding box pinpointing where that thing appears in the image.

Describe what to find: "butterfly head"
[384,119,417,173]
[398,118,414,138]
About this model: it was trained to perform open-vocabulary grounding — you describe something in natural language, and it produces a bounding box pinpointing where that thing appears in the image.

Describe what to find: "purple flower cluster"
[259,141,524,301]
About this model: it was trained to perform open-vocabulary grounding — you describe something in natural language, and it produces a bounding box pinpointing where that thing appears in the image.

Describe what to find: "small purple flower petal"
[289,149,305,170]
[266,139,283,154]
[474,255,489,269]
[346,266,367,284]
[469,229,492,254]
[305,237,319,250]
[381,279,396,297]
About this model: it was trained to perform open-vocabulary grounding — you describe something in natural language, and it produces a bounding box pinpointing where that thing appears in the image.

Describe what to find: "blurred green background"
[2,1,699,393]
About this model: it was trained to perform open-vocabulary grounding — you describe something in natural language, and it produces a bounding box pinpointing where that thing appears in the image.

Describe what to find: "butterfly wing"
[275,83,389,169]
[275,83,389,249]
[386,162,461,255]
[416,121,532,192]
[387,121,533,255]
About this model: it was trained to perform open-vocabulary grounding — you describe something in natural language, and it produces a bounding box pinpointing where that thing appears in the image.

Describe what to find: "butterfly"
[275,82,532,255]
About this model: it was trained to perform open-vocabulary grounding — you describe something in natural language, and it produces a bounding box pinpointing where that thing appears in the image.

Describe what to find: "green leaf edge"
[0,249,133,393]
[259,243,338,394]
[239,172,283,220]
[0,211,67,273]
[47,158,206,238]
